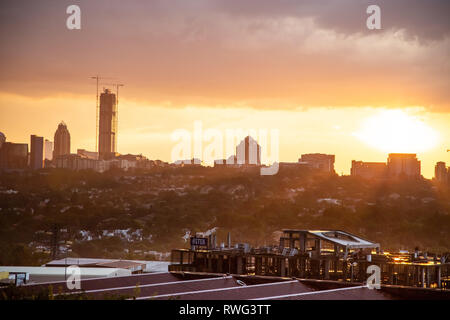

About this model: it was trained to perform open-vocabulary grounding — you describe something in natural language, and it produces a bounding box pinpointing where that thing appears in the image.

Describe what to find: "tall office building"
[236,136,261,165]
[44,139,53,161]
[98,88,117,160]
[435,162,448,184]
[53,122,71,158]
[30,135,44,170]
[387,153,421,178]
[0,136,28,169]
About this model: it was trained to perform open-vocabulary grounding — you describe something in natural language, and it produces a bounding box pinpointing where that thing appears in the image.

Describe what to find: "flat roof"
[0,266,131,277]
[282,229,379,249]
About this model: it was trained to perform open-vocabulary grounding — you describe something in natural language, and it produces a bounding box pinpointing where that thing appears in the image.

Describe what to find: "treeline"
[0,167,449,265]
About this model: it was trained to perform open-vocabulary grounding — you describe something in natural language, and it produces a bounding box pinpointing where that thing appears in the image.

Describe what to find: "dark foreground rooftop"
[10,271,448,300]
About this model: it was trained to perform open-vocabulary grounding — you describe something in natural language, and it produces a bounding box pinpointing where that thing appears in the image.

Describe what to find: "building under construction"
[98,88,118,160]
[170,229,450,290]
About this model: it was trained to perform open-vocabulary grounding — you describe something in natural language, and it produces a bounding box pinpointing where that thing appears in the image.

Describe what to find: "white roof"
[309,230,379,249]
[0,266,131,277]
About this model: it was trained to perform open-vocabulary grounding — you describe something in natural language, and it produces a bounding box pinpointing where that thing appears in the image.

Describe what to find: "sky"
[0,0,449,177]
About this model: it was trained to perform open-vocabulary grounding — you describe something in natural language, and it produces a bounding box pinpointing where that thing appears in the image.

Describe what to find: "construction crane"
[90,75,114,152]
[100,83,124,152]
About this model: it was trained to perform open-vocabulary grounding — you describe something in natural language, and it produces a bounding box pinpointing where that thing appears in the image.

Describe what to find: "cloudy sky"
[0,0,449,177]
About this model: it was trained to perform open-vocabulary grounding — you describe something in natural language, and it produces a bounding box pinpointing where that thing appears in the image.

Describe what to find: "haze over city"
[1,0,449,177]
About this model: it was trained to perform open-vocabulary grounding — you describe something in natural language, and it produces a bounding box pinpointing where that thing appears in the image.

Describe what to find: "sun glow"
[354,109,439,153]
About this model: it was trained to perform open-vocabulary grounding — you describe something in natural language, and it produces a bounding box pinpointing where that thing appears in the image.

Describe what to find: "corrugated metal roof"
[146,280,313,300]
[16,271,400,300]
[88,276,239,299]
[264,286,396,300]
[24,271,179,293]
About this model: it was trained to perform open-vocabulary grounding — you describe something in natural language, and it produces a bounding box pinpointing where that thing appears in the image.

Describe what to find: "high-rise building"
[0,141,28,169]
[299,154,335,173]
[236,136,261,165]
[53,122,71,159]
[435,162,448,184]
[30,135,44,170]
[351,161,387,179]
[387,153,421,178]
[98,88,117,160]
[44,139,53,161]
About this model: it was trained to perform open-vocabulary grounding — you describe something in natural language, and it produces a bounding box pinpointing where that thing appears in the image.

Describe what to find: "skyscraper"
[44,139,53,161]
[435,162,448,185]
[30,135,44,170]
[53,122,71,159]
[98,88,117,160]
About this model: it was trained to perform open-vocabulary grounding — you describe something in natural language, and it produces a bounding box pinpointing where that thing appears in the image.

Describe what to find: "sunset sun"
[355,109,439,153]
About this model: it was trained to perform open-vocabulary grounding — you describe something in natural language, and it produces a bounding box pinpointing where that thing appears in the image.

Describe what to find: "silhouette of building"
[387,153,421,178]
[0,138,28,169]
[299,154,335,173]
[53,122,71,159]
[98,88,118,160]
[351,161,387,179]
[435,162,448,185]
[236,136,261,165]
[30,135,44,170]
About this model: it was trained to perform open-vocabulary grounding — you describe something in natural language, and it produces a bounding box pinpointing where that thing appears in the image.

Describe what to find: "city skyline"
[1,1,449,178]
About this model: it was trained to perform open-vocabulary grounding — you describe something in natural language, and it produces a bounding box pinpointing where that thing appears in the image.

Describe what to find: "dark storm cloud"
[213,0,450,41]
[0,0,448,111]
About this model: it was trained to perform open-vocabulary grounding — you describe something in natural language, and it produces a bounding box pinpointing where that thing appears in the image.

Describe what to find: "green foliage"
[0,167,449,265]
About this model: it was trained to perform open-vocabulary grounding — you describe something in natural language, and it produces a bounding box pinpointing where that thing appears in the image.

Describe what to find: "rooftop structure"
[30,135,44,170]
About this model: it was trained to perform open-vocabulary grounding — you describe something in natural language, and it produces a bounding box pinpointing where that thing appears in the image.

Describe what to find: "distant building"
[30,135,44,170]
[99,88,117,160]
[77,149,99,160]
[236,136,261,165]
[53,122,71,159]
[0,132,5,149]
[435,162,448,185]
[0,142,28,169]
[174,158,202,166]
[351,161,387,179]
[44,139,53,161]
[387,153,421,178]
[299,154,335,173]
